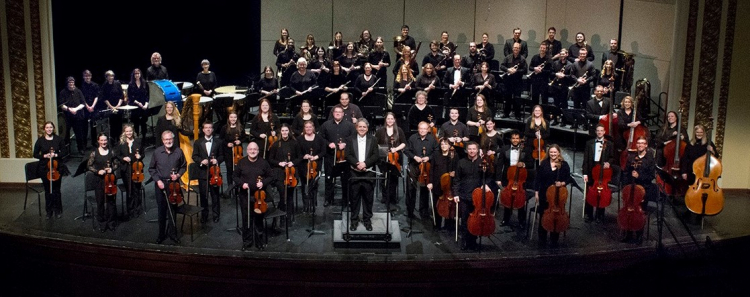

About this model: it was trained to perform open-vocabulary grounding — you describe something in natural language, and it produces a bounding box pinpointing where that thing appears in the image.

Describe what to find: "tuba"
[393,35,404,56]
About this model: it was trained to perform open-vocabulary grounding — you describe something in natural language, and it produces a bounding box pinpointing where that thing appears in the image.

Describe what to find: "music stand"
[562,109,587,178]
[427,89,446,105]
[393,90,416,104]
[73,156,93,221]
[305,175,325,238]
[401,175,423,238]
[543,104,563,126]
[223,182,242,235]
[144,105,163,149]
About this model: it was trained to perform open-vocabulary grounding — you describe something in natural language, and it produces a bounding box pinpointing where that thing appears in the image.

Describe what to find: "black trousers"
[459,199,477,246]
[324,159,349,204]
[41,177,62,216]
[379,163,400,204]
[94,177,117,229]
[120,173,143,216]
[430,187,456,230]
[64,115,87,153]
[300,175,320,210]
[132,109,149,139]
[349,179,374,223]
[529,81,549,105]
[503,80,523,117]
[239,189,265,244]
[571,86,590,109]
[108,114,123,144]
[584,204,606,220]
[154,183,178,239]
[407,178,430,216]
[502,202,527,225]
[550,86,568,110]
[198,179,221,220]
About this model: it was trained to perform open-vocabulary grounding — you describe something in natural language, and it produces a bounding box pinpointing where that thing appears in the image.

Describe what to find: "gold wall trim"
[715,0,737,158]
[7,0,32,158]
[694,0,721,131]
[30,0,46,136]
[0,1,8,158]
[679,0,699,130]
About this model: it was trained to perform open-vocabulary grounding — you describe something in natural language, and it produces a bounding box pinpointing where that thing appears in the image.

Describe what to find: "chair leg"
[190,216,194,242]
[24,186,29,211]
[37,193,41,217]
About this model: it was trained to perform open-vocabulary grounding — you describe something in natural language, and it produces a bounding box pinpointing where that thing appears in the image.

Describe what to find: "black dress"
[88,148,119,231]
[33,135,69,217]
[116,138,145,217]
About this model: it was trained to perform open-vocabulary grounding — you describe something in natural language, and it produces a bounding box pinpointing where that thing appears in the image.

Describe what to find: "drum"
[149,80,182,110]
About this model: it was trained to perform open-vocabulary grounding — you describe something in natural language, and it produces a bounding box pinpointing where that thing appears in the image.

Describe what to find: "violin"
[254,176,268,214]
[388,136,401,172]
[483,141,495,174]
[104,160,117,196]
[232,134,243,166]
[659,108,688,195]
[468,159,495,237]
[209,154,223,187]
[437,148,456,219]
[542,160,569,233]
[586,140,613,208]
[685,122,724,216]
[168,168,183,204]
[267,123,278,148]
[46,147,60,182]
[335,138,346,163]
[131,148,144,183]
[532,126,546,162]
[427,114,438,140]
[618,156,646,232]
[452,129,464,148]
[306,147,318,180]
[284,152,297,187]
[500,143,527,210]
[418,147,431,185]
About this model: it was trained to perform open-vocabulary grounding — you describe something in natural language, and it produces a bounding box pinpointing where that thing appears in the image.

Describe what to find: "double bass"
[542,160,570,234]
[209,154,223,187]
[618,156,646,232]
[388,136,401,172]
[586,140,613,209]
[620,106,649,168]
[132,148,145,183]
[500,143,527,210]
[685,123,724,216]
[254,176,268,214]
[659,109,688,195]
[167,168,184,204]
[468,159,496,237]
[104,161,117,196]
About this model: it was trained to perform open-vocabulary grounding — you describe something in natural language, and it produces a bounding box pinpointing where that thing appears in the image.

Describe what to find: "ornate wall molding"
[716,0,737,157]
[679,0,699,130]
[30,0,45,136]
[0,2,8,158]
[7,0,32,158]
[694,0,721,131]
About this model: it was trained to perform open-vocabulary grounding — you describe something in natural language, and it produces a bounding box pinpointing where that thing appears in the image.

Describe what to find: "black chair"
[262,187,289,243]
[24,161,43,216]
[180,163,204,242]
[80,173,98,230]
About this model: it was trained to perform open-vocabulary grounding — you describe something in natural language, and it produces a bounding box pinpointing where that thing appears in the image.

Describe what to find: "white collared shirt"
[510,146,520,166]
[357,135,367,163]
[594,138,603,162]
[453,68,461,85]
[205,136,213,156]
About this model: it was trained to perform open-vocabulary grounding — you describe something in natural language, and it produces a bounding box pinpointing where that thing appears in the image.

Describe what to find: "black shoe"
[156,237,165,244]
[500,220,509,227]
[407,212,416,219]
[559,122,567,128]
[55,212,62,219]
[169,234,181,244]
[620,235,633,243]
[213,216,220,223]
[584,216,593,223]
[364,222,373,231]
[350,221,358,231]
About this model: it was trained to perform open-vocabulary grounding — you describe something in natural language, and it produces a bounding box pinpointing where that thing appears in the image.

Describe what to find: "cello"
[685,122,724,216]
[660,109,688,195]
[468,159,496,237]
[132,148,145,183]
[209,154,223,187]
[104,160,117,196]
[254,176,268,214]
[586,140,613,209]
[500,143,527,210]
[437,147,456,220]
[232,134,243,166]
[542,160,570,234]
[167,168,184,204]
[418,147,431,185]
[620,105,649,168]
[618,156,646,232]
[388,136,401,172]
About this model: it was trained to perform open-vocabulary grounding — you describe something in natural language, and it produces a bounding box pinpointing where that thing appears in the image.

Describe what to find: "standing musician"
[154,101,181,147]
[268,124,302,212]
[439,31,457,59]
[479,118,504,155]
[548,49,572,126]
[355,63,379,100]
[127,69,150,139]
[58,76,87,155]
[545,27,563,60]
[441,108,470,156]
[602,39,625,73]
[88,133,119,232]
[504,28,529,59]
[324,61,349,96]
[428,138,458,231]
[81,70,100,149]
[392,46,420,78]
[250,98,280,157]
[616,96,643,152]
[404,122,439,219]
[533,144,570,248]
[472,62,496,107]
[597,60,619,98]
[288,57,318,110]
[582,124,616,223]
[338,42,362,81]
[394,64,416,97]
[477,33,495,62]
[375,112,407,208]
[298,121,326,213]
[345,119,380,231]
[33,121,69,219]
[117,124,144,219]
[416,63,442,96]
[98,70,124,142]
[320,106,356,207]
[407,91,436,133]
[146,52,169,81]
[258,66,279,103]
[233,142,273,250]
[461,42,481,74]
[567,32,595,63]
[149,130,187,244]
[329,92,363,124]
[570,48,596,110]
[621,136,656,245]
[397,25,417,60]
[585,85,617,135]
[357,30,375,58]
[193,121,224,223]
[655,111,689,168]
[500,42,528,120]
[309,47,331,87]
[273,28,290,57]
[196,59,217,98]
[466,94,493,143]
[368,36,391,89]
[329,31,345,60]
[681,124,716,185]
[453,142,494,251]
[276,38,299,87]
[496,130,533,229]
[220,111,247,187]
[423,41,447,79]
[303,34,319,61]
[443,54,472,107]
[524,105,550,164]
[529,42,553,105]
[291,100,320,137]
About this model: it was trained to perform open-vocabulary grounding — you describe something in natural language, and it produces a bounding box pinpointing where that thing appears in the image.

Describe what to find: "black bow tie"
[206,138,212,143]
[511,146,519,151]
[595,139,603,144]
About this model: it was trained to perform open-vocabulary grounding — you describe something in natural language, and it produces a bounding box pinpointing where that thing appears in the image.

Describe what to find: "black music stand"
[543,104,563,126]
[73,156,93,222]
[305,175,325,238]
[223,182,242,235]
[401,175,423,238]
[144,105,163,149]
[393,90,416,104]
[562,109,587,178]
[427,88,447,105]
[653,169,706,256]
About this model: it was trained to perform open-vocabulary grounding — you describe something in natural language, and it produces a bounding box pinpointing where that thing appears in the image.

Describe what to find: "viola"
[542,161,569,233]
[468,159,495,237]
[500,143,527,210]
[418,147,431,185]
[388,136,401,172]
[437,148,456,219]
[267,123,278,148]
[483,141,495,175]
[685,123,724,216]
[427,114,438,140]
[586,141,613,208]
[209,154,223,187]
[254,176,268,214]
[618,156,646,232]
[306,147,318,180]
[452,129,464,148]
[284,152,297,187]
[335,138,346,163]
[104,160,117,196]
[46,147,60,182]
[232,134,243,166]
[132,148,145,183]
[532,126,546,162]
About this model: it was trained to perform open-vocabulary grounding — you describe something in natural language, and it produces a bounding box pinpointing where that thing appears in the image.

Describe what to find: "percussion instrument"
[215,85,247,94]
[149,80,182,110]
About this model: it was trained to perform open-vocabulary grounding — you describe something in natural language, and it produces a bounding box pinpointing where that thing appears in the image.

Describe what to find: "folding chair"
[24,161,43,216]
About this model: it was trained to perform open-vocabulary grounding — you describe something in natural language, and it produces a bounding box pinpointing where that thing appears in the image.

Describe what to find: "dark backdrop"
[51,0,261,92]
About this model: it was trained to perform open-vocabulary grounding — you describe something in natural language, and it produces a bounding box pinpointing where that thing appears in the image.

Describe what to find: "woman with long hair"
[375,112,406,207]
[155,101,181,147]
[273,28,290,56]
[33,121,69,219]
[467,94,493,143]
[291,100,319,136]
[220,111,247,186]
[533,144,570,248]
[250,98,280,158]
[88,132,119,232]
[117,123,144,218]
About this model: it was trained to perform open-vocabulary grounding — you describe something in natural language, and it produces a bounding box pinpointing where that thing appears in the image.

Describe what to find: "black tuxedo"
[585,97,614,136]
[443,66,473,107]
[496,144,533,225]
[192,136,225,221]
[582,137,616,220]
[345,134,380,224]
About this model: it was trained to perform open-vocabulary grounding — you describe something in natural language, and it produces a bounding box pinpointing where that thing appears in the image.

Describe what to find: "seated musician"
[148,130,187,244]
[324,61,349,96]
[585,85,617,135]
[233,142,273,250]
[298,120,326,213]
[495,130,533,229]
[443,55,472,107]
[320,106,356,207]
[407,91,435,133]
[621,136,656,245]
[146,52,168,81]
[453,142,493,251]
[368,36,391,89]
[529,42,552,106]
[422,41,446,79]
[472,62,496,107]
[582,124,616,223]
[441,108,470,157]
[375,112,407,208]
[291,100,320,137]
[500,43,528,120]
[404,121,438,219]
[192,121,224,224]
[345,119,380,231]
[655,111,689,168]
[427,138,458,232]
[328,92,363,124]
[466,94,493,143]
[533,144,570,248]
[268,124,302,213]
[249,98,280,157]
[276,38,299,87]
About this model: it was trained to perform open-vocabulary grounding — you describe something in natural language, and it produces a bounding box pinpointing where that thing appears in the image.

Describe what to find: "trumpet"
[499,64,518,78]
[548,67,566,86]
[570,72,588,89]
[527,61,546,78]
